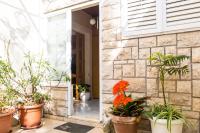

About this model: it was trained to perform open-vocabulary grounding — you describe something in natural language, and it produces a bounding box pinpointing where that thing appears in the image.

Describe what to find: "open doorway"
[71,5,99,120]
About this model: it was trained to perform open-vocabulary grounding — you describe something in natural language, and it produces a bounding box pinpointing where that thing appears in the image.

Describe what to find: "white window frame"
[121,0,200,37]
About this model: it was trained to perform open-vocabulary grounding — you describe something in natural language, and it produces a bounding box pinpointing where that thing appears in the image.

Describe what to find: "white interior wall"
[72,11,93,88]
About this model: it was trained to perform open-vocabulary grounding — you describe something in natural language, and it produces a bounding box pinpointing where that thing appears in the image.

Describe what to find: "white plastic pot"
[80,92,90,102]
[150,117,183,133]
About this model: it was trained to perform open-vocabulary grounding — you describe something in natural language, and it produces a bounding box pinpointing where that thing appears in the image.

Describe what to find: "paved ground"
[13,118,103,133]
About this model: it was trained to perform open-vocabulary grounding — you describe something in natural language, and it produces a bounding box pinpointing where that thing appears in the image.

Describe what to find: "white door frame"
[46,0,103,122]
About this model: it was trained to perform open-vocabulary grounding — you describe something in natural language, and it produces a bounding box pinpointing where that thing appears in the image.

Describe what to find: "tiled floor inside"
[13,118,103,133]
[73,99,99,120]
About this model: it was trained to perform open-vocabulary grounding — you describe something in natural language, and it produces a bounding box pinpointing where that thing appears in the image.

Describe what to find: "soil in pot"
[0,109,15,133]
[150,118,183,133]
[112,115,141,133]
[18,104,43,129]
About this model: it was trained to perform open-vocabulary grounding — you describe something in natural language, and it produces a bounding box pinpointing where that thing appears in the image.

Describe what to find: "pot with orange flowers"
[109,80,148,133]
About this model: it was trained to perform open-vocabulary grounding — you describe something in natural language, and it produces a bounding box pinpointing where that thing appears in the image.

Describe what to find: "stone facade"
[101,1,200,133]
[43,0,200,133]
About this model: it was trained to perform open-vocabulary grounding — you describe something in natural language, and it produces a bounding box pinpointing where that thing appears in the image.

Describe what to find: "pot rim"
[0,108,15,117]
[110,114,141,123]
[150,117,183,125]
[18,103,44,110]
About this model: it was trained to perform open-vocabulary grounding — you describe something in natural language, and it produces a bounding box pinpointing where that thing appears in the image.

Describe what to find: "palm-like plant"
[148,52,189,105]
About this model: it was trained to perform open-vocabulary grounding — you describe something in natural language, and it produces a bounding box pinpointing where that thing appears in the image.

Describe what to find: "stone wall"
[44,83,68,117]
[101,0,200,133]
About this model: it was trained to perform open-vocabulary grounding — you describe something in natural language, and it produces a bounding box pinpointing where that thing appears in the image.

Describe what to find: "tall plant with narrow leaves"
[148,52,189,105]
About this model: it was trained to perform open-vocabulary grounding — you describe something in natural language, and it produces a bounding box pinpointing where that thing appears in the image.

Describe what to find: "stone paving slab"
[13,118,103,133]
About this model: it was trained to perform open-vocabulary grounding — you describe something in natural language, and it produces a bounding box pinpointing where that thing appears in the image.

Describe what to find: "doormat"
[54,122,94,133]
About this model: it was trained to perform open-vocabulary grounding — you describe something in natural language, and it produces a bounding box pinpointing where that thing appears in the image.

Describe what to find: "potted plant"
[78,84,90,102]
[110,80,148,133]
[147,52,190,133]
[0,59,16,133]
[12,53,53,129]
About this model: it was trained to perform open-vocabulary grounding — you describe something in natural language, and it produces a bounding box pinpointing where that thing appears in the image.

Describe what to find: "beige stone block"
[124,78,146,92]
[116,28,122,41]
[159,81,176,92]
[114,67,122,79]
[132,47,138,59]
[159,93,169,98]
[139,37,156,48]
[136,60,146,77]
[192,47,200,63]
[193,80,200,97]
[102,48,118,61]
[103,18,120,30]
[128,60,135,64]
[193,98,200,111]
[177,81,191,93]
[117,48,132,60]
[122,39,138,47]
[103,93,113,104]
[102,61,113,79]
[51,90,67,100]
[147,79,158,97]
[165,46,177,55]
[147,66,158,78]
[183,119,200,133]
[192,63,200,79]
[102,5,120,20]
[114,65,121,69]
[178,31,200,47]
[177,48,191,56]
[103,41,122,49]
[114,60,127,64]
[182,111,200,119]
[102,80,119,92]
[139,48,150,59]
[103,29,116,42]
[131,93,146,99]
[147,98,165,105]
[123,64,134,77]
[157,34,176,46]
[169,93,191,106]
[151,47,164,54]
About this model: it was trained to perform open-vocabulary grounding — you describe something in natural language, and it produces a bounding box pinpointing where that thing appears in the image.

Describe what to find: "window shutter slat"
[166,0,200,27]
[127,0,157,31]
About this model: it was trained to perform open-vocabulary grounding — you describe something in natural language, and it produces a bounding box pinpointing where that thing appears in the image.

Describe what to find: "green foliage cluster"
[78,84,90,93]
[0,53,61,107]
[111,97,148,117]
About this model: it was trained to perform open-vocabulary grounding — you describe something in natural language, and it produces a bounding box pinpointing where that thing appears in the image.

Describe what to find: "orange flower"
[112,80,129,95]
[113,94,133,107]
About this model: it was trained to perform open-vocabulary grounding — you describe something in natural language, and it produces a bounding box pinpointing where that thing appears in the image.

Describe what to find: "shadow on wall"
[0,0,46,66]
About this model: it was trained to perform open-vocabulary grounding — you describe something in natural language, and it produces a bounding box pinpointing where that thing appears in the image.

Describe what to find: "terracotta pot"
[111,115,141,133]
[0,109,15,133]
[18,104,43,129]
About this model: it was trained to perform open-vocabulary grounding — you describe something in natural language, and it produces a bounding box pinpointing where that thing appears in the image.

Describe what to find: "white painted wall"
[0,0,47,68]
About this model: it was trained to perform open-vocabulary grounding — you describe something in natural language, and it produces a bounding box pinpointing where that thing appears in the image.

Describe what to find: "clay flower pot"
[0,109,15,133]
[111,115,141,133]
[18,104,43,129]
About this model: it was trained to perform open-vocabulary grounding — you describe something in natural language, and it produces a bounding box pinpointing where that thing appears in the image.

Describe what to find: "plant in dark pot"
[12,53,54,129]
[110,80,148,133]
[147,52,191,133]
[78,84,90,102]
[0,59,16,133]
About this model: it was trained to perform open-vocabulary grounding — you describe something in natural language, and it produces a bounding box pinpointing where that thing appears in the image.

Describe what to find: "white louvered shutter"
[124,0,159,35]
[165,0,200,30]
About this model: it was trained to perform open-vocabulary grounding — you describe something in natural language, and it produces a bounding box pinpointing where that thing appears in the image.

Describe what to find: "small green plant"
[148,52,189,105]
[78,84,90,93]
[147,52,190,132]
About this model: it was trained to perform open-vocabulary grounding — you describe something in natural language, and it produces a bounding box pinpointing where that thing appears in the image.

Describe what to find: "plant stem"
[160,70,167,105]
